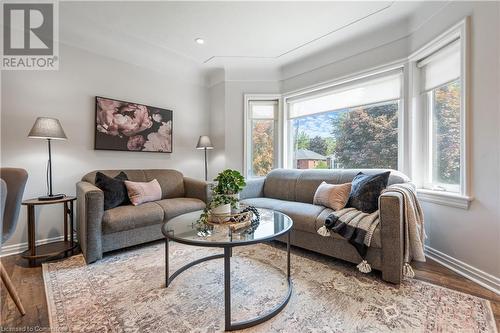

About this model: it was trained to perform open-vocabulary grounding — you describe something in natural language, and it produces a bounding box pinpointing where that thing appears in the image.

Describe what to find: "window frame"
[282,65,406,172]
[409,17,471,208]
[243,94,282,178]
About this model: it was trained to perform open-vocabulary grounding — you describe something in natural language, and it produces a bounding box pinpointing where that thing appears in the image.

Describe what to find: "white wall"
[1,43,209,250]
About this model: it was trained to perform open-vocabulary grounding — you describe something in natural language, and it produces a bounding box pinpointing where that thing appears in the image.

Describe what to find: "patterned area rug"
[43,242,497,332]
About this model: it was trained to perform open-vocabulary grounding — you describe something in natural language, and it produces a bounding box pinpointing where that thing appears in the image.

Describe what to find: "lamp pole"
[47,138,53,196]
[204,147,208,181]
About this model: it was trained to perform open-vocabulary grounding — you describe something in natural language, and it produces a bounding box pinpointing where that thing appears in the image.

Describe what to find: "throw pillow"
[347,171,391,213]
[95,171,130,210]
[313,182,352,211]
[125,179,162,206]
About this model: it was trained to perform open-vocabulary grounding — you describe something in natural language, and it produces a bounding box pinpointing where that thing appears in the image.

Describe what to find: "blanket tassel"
[317,226,331,237]
[357,260,372,273]
[403,263,415,278]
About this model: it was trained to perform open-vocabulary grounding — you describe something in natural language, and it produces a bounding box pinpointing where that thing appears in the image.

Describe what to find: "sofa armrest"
[379,191,404,284]
[184,177,210,204]
[76,181,104,264]
[240,177,265,199]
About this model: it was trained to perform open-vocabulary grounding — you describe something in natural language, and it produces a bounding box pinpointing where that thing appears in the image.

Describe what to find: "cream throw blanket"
[317,182,426,278]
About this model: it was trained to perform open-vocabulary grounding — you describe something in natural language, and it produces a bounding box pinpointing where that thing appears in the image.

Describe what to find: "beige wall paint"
[1,43,209,249]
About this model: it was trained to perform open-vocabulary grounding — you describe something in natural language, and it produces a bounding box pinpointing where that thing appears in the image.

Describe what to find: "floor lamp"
[196,135,213,181]
[28,117,68,200]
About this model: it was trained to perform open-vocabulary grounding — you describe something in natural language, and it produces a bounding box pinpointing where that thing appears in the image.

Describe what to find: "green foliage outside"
[433,80,461,184]
[251,120,274,177]
[331,102,399,169]
[314,161,328,169]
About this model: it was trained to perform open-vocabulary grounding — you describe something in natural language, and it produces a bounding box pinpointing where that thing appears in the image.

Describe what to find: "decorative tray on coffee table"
[207,210,253,231]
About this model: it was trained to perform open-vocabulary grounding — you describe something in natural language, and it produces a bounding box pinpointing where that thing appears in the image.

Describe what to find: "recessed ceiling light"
[195,38,205,45]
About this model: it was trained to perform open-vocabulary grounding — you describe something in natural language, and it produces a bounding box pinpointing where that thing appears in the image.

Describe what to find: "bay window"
[285,70,403,170]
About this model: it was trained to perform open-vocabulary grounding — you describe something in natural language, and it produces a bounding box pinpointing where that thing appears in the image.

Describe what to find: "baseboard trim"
[0,235,75,257]
[425,245,500,295]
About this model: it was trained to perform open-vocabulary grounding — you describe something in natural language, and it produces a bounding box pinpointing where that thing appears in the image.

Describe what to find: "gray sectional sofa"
[76,169,209,263]
[240,168,410,284]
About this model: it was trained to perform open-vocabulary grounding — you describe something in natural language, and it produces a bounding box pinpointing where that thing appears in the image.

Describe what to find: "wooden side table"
[21,196,77,266]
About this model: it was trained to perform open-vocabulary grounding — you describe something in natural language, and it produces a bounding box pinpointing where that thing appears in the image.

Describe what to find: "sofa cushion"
[155,197,205,221]
[240,197,288,210]
[83,170,147,184]
[144,169,185,199]
[241,197,325,234]
[259,169,408,204]
[263,169,302,201]
[102,202,164,234]
[242,197,382,249]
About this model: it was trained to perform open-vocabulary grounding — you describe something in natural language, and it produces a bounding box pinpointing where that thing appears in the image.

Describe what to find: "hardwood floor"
[1,246,499,331]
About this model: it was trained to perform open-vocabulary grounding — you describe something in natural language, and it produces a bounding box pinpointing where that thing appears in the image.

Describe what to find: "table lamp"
[28,117,67,201]
[196,135,213,181]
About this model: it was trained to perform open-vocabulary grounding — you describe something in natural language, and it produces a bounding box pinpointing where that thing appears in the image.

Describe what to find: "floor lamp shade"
[28,117,67,200]
[196,135,213,181]
[196,135,213,149]
[28,117,67,140]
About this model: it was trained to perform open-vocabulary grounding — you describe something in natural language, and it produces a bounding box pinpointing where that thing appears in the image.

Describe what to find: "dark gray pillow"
[95,171,130,210]
[347,171,391,213]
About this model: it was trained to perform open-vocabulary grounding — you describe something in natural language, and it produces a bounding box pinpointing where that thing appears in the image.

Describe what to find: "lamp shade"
[196,135,213,149]
[28,117,67,140]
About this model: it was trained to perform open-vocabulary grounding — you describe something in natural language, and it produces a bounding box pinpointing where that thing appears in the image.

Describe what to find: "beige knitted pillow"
[313,181,352,211]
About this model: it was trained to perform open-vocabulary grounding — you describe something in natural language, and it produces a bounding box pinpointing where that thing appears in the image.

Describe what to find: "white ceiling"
[59,1,442,74]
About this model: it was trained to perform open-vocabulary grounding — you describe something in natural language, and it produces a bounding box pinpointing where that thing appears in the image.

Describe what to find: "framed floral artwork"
[95,96,173,153]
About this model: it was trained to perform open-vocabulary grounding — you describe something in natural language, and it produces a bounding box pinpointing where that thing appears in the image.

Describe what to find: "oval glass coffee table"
[162,208,293,331]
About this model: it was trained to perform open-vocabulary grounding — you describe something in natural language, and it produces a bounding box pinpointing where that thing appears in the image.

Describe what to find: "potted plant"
[211,169,246,214]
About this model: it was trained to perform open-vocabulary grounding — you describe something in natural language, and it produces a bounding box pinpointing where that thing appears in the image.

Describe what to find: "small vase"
[212,203,231,215]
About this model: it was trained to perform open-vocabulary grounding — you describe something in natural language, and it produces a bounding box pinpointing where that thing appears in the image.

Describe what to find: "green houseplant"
[196,169,247,229]
[211,169,246,214]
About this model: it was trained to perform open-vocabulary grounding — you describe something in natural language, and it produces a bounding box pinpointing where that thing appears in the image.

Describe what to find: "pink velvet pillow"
[124,179,162,206]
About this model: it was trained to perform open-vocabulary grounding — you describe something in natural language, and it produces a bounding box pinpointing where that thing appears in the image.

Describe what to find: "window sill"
[417,189,473,210]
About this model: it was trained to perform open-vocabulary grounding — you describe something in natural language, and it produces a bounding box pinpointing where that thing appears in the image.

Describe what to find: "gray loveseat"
[76,169,209,263]
[240,168,410,284]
